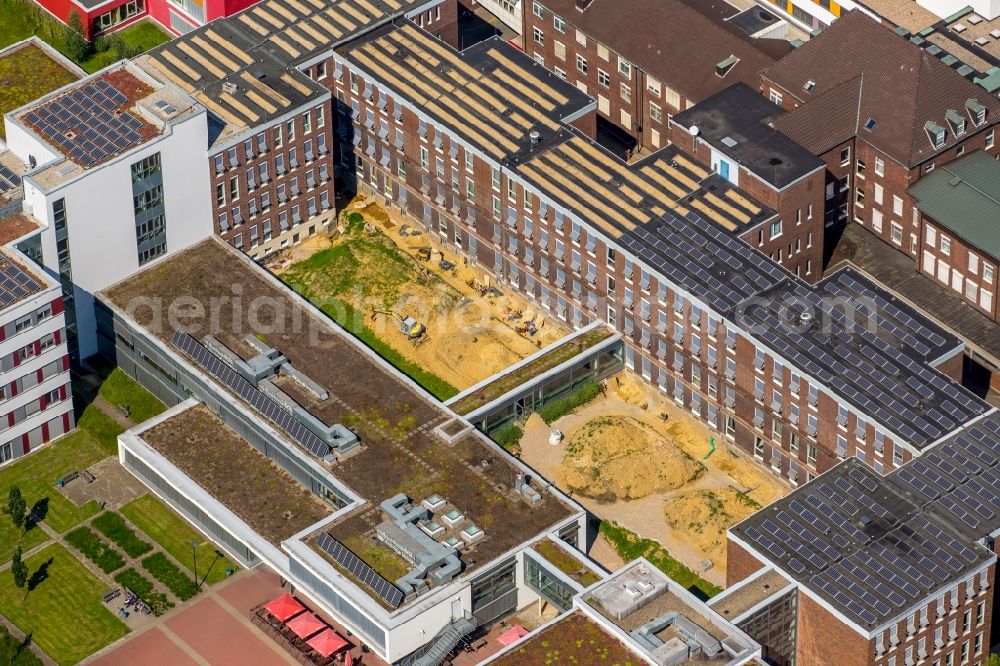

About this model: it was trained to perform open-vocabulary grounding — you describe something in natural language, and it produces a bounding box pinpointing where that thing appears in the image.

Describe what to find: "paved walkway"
[85,569,299,666]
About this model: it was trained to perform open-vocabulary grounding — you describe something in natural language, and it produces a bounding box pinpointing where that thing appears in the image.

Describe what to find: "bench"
[103,588,121,603]
[58,472,79,487]
[81,470,96,483]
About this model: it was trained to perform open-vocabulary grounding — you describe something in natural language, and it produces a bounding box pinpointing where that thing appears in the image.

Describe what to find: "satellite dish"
[689,125,700,137]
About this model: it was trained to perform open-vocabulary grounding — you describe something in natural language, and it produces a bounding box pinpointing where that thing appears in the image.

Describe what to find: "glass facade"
[471,559,517,625]
[737,588,797,666]
[524,554,574,612]
[131,153,167,266]
[53,198,78,361]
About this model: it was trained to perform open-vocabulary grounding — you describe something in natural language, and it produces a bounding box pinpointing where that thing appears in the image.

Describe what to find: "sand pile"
[559,415,703,502]
[663,487,761,565]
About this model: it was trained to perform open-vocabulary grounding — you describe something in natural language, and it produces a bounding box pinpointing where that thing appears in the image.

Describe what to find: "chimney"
[576,0,593,11]
[529,130,541,147]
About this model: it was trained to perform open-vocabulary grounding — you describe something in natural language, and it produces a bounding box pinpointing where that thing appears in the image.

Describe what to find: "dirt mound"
[663,487,761,565]
[559,415,703,502]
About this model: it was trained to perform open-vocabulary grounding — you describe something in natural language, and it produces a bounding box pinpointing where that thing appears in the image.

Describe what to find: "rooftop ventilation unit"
[803,80,816,92]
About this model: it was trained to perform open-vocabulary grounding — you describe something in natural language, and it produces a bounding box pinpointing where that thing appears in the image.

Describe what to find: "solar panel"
[172,331,331,459]
[25,80,145,166]
[315,532,405,608]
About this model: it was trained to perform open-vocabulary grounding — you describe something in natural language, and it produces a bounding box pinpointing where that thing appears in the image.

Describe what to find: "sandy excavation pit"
[272,198,570,390]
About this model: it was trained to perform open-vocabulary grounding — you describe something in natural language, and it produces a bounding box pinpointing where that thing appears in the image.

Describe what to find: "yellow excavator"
[371,309,427,345]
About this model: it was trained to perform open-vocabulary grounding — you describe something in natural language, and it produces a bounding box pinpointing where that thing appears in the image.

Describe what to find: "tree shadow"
[24,497,49,532]
[27,557,53,593]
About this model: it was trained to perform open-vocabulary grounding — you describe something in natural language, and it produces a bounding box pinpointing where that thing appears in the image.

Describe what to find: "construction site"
[271,197,571,396]
[517,372,790,586]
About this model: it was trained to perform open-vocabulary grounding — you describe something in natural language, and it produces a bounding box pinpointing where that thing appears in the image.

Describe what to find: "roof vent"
[948,175,963,187]
[803,79,816,92]
[529,129,541,146]
[798,311,813,328]
[222,81,238,94]
[254,69,267,80]
[858,515,873,528]
[721,136,737,148]
[575,0,593,11]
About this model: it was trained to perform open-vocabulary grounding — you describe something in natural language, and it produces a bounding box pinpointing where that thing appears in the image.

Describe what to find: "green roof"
[909,151,1000,260]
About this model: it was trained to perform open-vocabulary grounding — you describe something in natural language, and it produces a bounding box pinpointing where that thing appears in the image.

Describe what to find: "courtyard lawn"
[0,544,128,666]
[96,367,166,424]
[77,22,170,73]
[120,495,236,586]
[0,41,79,140]
[0,424,109,563]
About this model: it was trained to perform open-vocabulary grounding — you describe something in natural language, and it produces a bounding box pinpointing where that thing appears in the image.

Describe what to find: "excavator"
[371,309,427,345]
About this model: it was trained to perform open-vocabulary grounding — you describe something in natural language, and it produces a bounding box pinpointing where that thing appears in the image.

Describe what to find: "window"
[575,29,586,46]
[620,82,631,103]
[941,235,952,256]
[598,69,610,87]
[873,183,883,204]
[874,156,884,176]
[618,58,631,79]
[532,0,543,17]
[647,76,661,96]
[649,102,663,123]
[769,220,782,239]
[533,27,543,44]
[987,129,995,149]
[769,89,782,105]
[840,146,850,166]
[576,54,587,74]
[891,222,902,245]
[553,14,565,32]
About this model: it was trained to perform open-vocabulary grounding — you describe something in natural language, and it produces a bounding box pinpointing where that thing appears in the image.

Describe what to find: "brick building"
[763,12,1000,259]
[725,416,1000,666]
[314,19,990,492]
[669,83,827,282]
[521,0,785,156]
[908,151,999,323]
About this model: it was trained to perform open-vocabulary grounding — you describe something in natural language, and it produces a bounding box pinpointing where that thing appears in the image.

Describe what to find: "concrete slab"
[166,598,291,666]
[90,628,198,666]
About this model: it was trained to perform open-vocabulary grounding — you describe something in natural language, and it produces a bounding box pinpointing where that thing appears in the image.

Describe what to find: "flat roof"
[15,65,165,170]
[101,238,574,589]
[671,83,825,189]
[0,249,47,309]
[731,457,993,631]
[827,223,1000,368]
[909,150,1000,261]
[137,0,426,139]
[0,151,26,206]
[709,569,792,622]
[490,612,644,666]
[856,0,938,32]
[0,211,40,246]
[140,404,334,546]
[938,8,1000,70]
[344,24,590,163]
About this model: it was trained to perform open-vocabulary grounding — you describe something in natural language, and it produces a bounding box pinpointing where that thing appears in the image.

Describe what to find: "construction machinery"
[372,309,427,345]
[416,247,432,261]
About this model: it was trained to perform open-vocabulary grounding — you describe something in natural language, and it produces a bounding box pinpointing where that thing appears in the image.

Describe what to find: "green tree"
[4,486,26,531]
[984,653,1000,666]
[63,10,93,63]
[10,546,27,598]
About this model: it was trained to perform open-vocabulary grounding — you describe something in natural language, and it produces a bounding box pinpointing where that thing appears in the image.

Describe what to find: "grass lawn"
[0,622,43,665]
[0,544,128,666]
[0,42,79,140]
[78,22,169,73]
[120,495,236,586]
[96,367,166,424]
[599,521,721,600]
[0,422,111,563]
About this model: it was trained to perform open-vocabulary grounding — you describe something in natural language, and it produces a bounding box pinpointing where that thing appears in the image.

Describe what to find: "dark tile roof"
[731,456,994,631]
[537,0,784,104]
[908,150,1000,260]
[672,83,825,189]
[762,10,1000,166]
[769,75,863,155]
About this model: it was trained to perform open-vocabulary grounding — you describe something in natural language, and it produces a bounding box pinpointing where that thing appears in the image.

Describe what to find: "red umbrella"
[497,624,529,646]
[263,593,305,622]
[307,628,349,657]
[286,612,326,639]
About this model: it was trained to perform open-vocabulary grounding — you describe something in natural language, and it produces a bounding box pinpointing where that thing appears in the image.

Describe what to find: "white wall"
[3,120,60,170]
[470,0,521,34]
[31,109,214,358]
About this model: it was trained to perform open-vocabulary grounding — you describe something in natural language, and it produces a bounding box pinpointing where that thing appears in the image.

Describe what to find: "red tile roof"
[762,10,1000,166]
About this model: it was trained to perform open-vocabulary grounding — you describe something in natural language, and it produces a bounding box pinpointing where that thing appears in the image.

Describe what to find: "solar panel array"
[620,211,788,314]
[736,280,987,448]
[0,165,21,197]
[171,331,331,459]
[735,457,990,628]
[22,80,145,167]
[0,258,41,308]
[315,532,405,608]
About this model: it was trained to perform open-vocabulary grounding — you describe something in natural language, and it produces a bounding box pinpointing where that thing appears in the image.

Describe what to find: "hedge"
[141,552,197,601]
[91,512,152,558]
[64,526,125,573]
[113,567,174,616]
[491,424,523,455]
[538,381,602,424]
